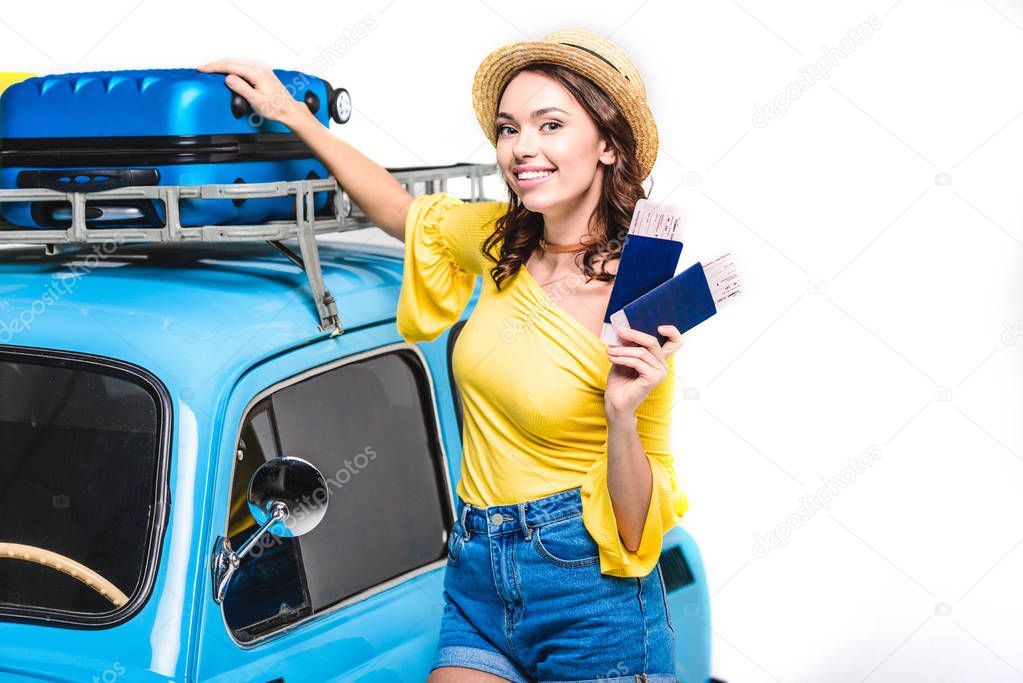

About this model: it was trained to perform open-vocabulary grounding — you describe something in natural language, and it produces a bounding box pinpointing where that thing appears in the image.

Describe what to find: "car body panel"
[0,238,711,681]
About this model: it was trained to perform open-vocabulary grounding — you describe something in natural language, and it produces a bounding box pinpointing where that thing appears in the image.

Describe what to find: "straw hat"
[472,29,658,180]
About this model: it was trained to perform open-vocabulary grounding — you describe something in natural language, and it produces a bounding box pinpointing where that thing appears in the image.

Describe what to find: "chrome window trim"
[217,339,456,648]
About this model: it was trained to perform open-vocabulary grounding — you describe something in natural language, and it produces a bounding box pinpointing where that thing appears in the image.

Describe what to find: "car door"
[194,326,459,682]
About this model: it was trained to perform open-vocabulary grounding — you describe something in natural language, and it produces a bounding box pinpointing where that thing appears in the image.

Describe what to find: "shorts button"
[490,512,504,525]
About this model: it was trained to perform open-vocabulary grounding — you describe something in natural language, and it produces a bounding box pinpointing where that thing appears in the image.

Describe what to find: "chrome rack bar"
[0,162,499,335]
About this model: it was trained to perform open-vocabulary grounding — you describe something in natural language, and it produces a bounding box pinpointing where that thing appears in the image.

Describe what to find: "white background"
[2,1,1021,680]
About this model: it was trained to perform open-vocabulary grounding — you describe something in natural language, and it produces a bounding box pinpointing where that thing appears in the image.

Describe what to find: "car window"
[0,349,168,627]
[223,347,451,643]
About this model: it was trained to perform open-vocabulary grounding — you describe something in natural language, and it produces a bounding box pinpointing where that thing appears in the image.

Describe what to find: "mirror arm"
[212,501,289,604]
[235,501,289,560]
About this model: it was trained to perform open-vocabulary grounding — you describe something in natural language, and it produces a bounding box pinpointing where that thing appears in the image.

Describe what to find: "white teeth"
[517,170,554,180]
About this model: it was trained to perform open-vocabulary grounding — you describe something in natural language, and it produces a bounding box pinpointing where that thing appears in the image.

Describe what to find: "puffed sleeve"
[396,192,505,343]
[580,353,690,578]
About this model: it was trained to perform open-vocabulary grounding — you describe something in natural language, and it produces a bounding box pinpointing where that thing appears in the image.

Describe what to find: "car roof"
[0,238,419,386]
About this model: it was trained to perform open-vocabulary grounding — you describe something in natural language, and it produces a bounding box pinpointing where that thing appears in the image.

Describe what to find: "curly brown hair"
[480,62,654,291]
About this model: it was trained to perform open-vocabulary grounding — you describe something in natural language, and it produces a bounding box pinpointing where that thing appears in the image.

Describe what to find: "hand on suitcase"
[198,59,308,127]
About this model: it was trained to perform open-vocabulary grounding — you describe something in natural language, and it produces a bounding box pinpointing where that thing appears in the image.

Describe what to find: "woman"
[201,28,688,682]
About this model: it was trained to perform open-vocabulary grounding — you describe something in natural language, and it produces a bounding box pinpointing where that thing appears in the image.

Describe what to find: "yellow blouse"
[397,192,689,578]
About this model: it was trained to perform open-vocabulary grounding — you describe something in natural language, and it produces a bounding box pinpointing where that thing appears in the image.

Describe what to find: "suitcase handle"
[16,168,160,192]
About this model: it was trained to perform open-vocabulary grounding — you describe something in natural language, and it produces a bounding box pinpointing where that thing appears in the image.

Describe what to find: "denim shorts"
[431,485,677,682]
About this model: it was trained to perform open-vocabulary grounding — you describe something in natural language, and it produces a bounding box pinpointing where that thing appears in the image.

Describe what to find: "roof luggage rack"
[0,162,499,337]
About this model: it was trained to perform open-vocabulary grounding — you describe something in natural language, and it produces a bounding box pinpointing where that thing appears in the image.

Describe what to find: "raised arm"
[198,59,414,242]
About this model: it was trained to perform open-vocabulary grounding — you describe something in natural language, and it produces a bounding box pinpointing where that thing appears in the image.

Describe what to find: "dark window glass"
[224,349,450,642]
[446,320,467,438]
[0,352,165,624]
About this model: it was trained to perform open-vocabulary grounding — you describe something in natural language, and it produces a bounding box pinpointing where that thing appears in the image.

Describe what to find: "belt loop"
[460,502,472,541]
[518,502,531,540]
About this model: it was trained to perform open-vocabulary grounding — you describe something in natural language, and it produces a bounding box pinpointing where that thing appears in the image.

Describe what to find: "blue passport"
[602,233,684,329]
[599,198,686,344]
[608,253,742,345]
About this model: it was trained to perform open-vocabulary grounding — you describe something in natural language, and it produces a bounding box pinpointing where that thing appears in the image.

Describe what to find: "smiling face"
[495,70,617,215]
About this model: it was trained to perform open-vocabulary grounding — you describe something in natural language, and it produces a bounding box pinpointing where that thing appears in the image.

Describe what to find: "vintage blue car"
[0,166,714,682]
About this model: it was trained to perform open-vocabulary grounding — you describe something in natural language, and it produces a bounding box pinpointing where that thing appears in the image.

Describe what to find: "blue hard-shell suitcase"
[0,68,350,229]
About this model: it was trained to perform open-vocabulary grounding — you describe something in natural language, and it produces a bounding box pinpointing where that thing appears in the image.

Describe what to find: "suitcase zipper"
[0,133,314,167]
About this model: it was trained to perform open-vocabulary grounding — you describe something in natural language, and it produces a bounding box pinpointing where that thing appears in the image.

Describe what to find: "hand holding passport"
[600,198,743,346]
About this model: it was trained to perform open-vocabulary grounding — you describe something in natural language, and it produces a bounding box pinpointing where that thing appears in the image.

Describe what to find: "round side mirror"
[247,456,329,538]
[213,455,331,603]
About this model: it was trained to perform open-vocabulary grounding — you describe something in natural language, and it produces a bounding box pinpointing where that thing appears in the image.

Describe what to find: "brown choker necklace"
[539,235,597,253]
